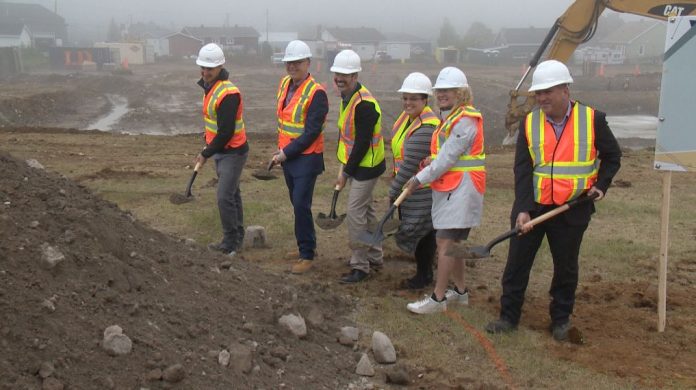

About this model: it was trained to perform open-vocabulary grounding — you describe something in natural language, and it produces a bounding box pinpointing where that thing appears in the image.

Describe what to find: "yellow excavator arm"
[504,0,696,142]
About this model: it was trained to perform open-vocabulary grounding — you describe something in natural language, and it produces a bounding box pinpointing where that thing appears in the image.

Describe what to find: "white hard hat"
[330,50,362,74]
[196,43,225,67]
[282,40,312,62]
[528,60,573,92]
[432,67,468,89]
[398,72,432,95]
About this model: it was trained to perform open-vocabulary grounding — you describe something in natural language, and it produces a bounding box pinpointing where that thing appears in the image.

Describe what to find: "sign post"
[653,16,696,331]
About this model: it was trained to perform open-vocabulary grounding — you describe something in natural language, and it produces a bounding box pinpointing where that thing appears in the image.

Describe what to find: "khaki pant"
[347,177,383,273]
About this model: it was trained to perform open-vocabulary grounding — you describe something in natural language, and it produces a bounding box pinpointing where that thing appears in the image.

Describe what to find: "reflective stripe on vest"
[203,80,247,148]
[525,102,598,205]
[429,105,486,193]
[336,85,385,167]
[391,106,440,175]
[276,75,325,153]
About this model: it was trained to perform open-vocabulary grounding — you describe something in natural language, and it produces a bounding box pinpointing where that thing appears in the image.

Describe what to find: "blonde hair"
[454,86,473,107]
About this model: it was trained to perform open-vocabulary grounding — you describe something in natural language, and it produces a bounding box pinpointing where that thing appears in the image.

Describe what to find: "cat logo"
[648,3,696,17]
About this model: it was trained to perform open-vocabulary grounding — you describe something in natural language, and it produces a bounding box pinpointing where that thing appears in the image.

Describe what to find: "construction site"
[2,1,696,389]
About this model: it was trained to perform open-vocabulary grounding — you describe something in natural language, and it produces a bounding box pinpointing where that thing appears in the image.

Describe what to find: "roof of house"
[495,27,549,46]
[0,2,65,32]
[325,27,385,42]
[162,31,203,42]
[599,21,664,44]
[383,32,429,43]
[128,22,173,40]
[183,26,260,39]
[0,22,27,36]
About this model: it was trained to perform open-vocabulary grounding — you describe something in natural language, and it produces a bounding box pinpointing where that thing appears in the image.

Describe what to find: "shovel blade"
[169,192,193,205]
[251,169,277,180]
[354,229,383,248]
[315,213,346,230]
[465,245,490,259]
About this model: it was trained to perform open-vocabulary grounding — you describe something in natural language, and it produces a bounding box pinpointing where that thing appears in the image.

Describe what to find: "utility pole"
[265,9,269,43]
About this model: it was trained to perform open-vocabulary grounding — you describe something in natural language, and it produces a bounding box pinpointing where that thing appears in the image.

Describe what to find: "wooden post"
[658,171,672,332]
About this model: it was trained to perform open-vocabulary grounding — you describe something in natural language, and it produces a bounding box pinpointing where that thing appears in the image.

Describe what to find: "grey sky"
[23,0,579,39]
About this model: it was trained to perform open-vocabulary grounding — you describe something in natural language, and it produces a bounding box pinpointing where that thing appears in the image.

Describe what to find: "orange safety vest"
[391,106,440,175]
[203,79,247,148]
[430,105,486,193]
[525,101,598,205]
[276,75,325,154]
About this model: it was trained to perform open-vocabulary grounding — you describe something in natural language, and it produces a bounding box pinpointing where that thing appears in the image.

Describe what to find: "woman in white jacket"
[404,67,486,314]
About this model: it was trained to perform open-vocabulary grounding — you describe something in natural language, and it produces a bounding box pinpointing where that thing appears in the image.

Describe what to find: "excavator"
[504,0,696,143]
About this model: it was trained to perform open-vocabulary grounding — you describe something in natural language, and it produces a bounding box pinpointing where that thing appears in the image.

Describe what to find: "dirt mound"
[0,151,356,389]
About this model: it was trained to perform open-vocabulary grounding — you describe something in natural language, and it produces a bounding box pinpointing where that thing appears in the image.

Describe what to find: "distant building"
[0,2,66,47]
[493,26,548,62]
[382,32,432,61]
[260,32,299,53]
[598,21,666,64]
[0,22,32,48]
[322,27,385,62]
[164,32,203,58]
[127,22,174,58]
[182,25,260,54]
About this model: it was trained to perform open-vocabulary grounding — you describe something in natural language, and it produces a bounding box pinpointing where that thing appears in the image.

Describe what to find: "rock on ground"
[371,331,396,364]
[355,353,375,377]
[278,313,307,338]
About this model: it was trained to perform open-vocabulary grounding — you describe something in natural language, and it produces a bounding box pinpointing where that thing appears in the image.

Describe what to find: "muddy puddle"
[86,94,130,131]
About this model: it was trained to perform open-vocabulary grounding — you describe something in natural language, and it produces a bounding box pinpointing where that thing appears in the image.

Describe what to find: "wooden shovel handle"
[393,186,412,207]
[522,192,599,230]
[193,161,203,172]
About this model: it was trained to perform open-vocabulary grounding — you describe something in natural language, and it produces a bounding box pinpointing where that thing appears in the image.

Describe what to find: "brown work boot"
[291,259,313,274]
[285,250,318,260]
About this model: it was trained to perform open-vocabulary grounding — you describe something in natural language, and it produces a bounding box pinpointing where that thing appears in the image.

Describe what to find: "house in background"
[381,32,432,61]
[260,32,298,53]
[164,32,203,58]
[182,25,260,54]
[127,22,174,58]
[598,21,666,64]
[493,26,548,62]
[322,27,384,62]
[0,23,32,48]
[0,2,66,47]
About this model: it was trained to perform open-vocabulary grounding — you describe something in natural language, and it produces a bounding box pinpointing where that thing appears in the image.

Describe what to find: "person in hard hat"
[403,67,485,314]
[194,43,249,256]
[332,49,386,284]
[486,60,621,341]
[270,40,329,274]
[389,72,440,289]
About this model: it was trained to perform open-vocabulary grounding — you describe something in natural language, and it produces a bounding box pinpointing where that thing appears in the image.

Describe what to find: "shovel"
[453,193,599,259]
[315,185,346,230]
[355,186,412,248]
[169,161,203,205]
[252,159,277,180]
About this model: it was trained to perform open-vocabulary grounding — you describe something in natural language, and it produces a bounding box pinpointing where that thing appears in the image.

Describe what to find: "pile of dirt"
[0,151,358,389]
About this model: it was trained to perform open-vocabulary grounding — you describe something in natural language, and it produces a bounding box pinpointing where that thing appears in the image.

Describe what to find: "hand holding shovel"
[355,184,413,247]
[451,192,600,259]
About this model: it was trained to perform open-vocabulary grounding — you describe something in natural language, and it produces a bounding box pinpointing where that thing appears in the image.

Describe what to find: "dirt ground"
[1,60,693,389]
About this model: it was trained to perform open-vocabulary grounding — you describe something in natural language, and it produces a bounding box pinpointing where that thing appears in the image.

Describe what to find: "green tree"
[437,18,459,47]
[460,22,494,49]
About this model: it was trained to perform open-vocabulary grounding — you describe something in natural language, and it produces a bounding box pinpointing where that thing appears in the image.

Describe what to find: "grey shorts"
[436,228,471,241]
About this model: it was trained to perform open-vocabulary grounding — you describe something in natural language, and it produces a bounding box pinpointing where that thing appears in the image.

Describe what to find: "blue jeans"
[282,155,322,260]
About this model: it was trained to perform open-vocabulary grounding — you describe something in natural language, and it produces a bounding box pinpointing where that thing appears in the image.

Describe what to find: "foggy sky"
[19,0,580,39]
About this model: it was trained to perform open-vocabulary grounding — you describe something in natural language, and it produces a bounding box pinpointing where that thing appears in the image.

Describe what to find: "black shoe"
[485,318,517,334]
[552,322,571,341]
[401,274,433,290]
[340,269,368,284]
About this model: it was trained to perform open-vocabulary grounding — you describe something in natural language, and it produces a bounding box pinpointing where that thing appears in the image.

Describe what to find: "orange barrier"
[633,64,641,76]
[598,63,605,77]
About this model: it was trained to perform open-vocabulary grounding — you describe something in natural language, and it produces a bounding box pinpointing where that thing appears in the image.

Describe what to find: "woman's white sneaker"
[406,295,446,314]
[445,288,469,305]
